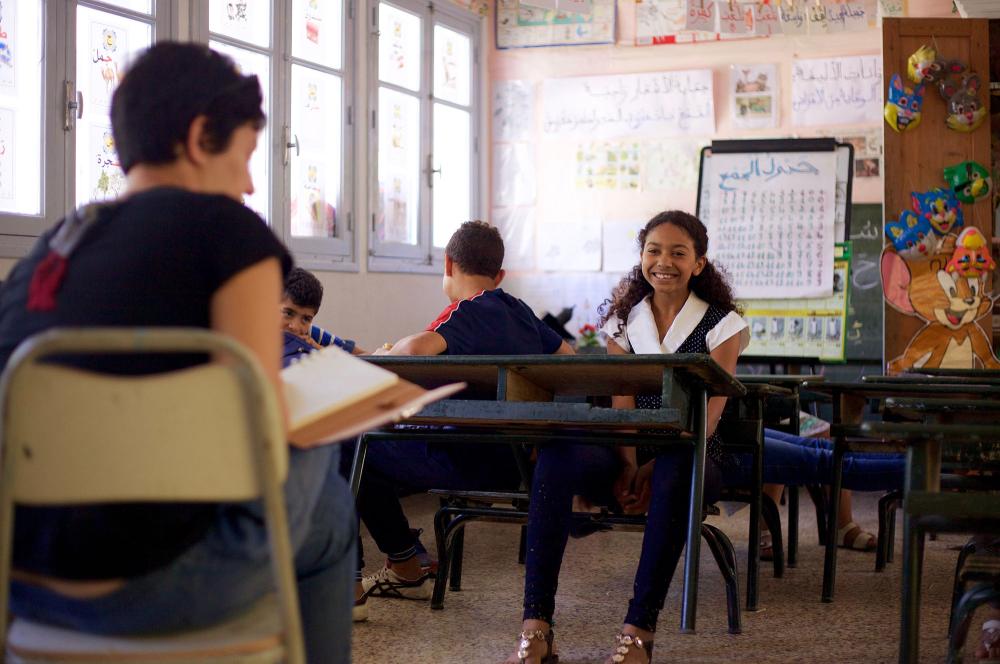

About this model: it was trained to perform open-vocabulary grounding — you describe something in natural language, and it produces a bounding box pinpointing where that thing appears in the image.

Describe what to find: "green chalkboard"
[845,204,884,362]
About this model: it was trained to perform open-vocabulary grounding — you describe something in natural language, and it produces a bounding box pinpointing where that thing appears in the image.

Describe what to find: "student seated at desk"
[506,211,904,664]
[351,221,573,621]
[281,267,366,360]
[0,43,355,664]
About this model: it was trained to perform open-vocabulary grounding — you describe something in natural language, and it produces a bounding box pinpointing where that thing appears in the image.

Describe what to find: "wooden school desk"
[356,354,745,633]
[799,379,1000,603]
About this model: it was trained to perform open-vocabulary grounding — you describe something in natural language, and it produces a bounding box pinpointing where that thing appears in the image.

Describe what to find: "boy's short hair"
[445,221,505,278]
[111,42,265,173]
[284,268,324,311]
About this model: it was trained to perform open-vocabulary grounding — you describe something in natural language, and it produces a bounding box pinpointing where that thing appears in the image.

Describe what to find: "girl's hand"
[621,460,655,515]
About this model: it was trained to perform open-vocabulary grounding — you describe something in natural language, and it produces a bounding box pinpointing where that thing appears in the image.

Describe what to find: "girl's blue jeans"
[10,444,356,664]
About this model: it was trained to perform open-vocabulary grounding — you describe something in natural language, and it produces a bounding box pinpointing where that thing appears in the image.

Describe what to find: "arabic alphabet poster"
[701,151,838,299]
[0,0,15,91]
[542,70,715,141]
[731,64,778,130]
[492,80,534,143]
[791,55,883,127]
[89,20,128,110]
[0,107,12,202]
[495,0,614,49]
[89,123,125,202]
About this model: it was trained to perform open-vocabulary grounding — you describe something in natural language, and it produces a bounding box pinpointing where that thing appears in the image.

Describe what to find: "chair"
[0,328,305,664]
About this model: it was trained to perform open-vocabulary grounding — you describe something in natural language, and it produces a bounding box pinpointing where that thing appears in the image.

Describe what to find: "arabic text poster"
[701,151,837,299]
[731,64,778,129]
[791,55,883,127]
[542,70,714,140]
[0,0,15,91]
[89,123,125,202]
[89,20,128,110]
[0,107,12,201]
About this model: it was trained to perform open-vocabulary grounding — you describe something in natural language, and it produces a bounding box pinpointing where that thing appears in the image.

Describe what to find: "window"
[369,0,480,272]
[0,1,171,253]
[196,0,356,268]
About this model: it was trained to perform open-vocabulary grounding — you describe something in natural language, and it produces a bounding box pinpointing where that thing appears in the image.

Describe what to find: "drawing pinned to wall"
[602,219,644,273]
[542,70,715,140]
[791,55,883,127]
[778,0,807,35]
[209,1,269,48]
[291,161,334,237]
[731,64,778,129]
[575,141,640,190]
[492,80,534,143]
[0,107,12,202]
[90,21,127,110]
[684,0,716,31]
[90,124,125,202]
[493,142,536,207]
[641,138,704,192]
[536,218,601,271]
[878,0,907,18]
[717,1,749,35]
[753,1,780,37]
[493,206,536,271]
[818,128,882,179]
[507,271,620,332]
[495,0,615,49]
[0,0,15,91]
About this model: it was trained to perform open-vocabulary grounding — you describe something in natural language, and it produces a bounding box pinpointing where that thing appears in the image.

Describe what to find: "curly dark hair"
[445,220,504,278]
[284,267,324,311]
[598,210,740,339]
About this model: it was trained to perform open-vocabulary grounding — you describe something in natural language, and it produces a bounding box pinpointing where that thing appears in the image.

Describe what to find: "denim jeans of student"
[10,445,356,664]
[721,427,905,492]
[522,442,722,633]
[343,437,522,572]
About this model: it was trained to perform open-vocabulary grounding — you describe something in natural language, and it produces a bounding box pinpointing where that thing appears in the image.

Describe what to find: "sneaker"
[352,595,369,622]
[361,565,432,600]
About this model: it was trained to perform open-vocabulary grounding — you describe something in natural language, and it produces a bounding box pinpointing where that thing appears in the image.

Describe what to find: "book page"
[282,346,399,431]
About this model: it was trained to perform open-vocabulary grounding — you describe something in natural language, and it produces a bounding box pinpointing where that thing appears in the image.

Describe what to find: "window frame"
[0,0,176,257]
[367,0,481,274]
[192,0,358,271]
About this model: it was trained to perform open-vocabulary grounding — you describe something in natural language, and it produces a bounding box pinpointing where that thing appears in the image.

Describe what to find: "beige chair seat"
[8,593,285,664]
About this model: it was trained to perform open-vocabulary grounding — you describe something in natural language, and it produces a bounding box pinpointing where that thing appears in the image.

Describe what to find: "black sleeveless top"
[632,304,733,468]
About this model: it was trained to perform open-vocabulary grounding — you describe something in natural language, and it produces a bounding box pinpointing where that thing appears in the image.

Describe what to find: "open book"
[283,346,465,444]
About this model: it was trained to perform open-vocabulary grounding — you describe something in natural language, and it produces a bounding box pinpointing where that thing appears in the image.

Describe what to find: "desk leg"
[681,388,708,634]
[821,440,845,603]
[349,434,369,498]
[746,415,763,612]
[900,446,927,664]
[787,488,799,568]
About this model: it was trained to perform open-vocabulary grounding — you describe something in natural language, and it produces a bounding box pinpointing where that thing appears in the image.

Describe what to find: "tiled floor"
[353,491,972,663]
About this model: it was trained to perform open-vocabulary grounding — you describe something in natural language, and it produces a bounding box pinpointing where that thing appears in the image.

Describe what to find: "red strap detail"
[27,251,68,312]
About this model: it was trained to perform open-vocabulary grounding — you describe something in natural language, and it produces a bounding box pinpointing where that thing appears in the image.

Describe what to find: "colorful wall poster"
[731,63,778,129]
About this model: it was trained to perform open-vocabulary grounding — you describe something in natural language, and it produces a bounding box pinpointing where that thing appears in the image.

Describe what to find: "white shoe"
[353,596,369,622]
[361,565,432,600]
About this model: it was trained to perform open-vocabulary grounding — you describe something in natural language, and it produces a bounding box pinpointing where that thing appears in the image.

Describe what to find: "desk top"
[367,353,746,398]
[736,374,823,387]
[800,380,1000,399]
[905,368,1000,379]
[864,374,1000,387]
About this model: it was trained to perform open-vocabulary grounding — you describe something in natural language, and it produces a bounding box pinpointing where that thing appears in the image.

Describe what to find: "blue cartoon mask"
[884,74,925,133]
[911,188,964,236]
[885,210,940,256]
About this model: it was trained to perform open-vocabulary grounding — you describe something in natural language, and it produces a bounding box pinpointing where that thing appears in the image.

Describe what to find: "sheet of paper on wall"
[717,1,749,35]
[495,0,615,48]
[753,2,780,36]
[791,55,883,127]
[878,0,907,18]
[825,1,874,32]
[602,219,644,273]
[731,64,778,130]
[536,218,601,272]
[576,141,641,190]
[520,0,558,10]
[494,206,536,271]
[778,2,807,35]
[493,80,535,143]
[635,0,717,45]
[640,139,703,192]
[493,142,536,207]
[700,150,838,299]
[542,70,714,140]
[506,272,620,332]
[684,0,716,31]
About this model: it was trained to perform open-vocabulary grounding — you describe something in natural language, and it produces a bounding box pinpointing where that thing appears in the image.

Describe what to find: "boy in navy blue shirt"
[281,267,365,364]
[354,221,572,618]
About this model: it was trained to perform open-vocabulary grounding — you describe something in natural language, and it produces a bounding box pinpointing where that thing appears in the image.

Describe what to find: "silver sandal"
[516,628,557,664]
[609,632,654,663]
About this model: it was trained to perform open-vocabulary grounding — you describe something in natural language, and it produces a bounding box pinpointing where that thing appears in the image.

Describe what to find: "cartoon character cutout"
[882,249,1000,373]
[884,74,924,133]
[941,73,987,133]
[944,160,992,204]
[907,45,937,84]
[946,227,996,279]
[912,188,963,236]
[885,210,940,257]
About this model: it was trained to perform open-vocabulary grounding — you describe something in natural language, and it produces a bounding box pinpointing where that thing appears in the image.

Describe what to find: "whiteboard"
[696,139,854,300]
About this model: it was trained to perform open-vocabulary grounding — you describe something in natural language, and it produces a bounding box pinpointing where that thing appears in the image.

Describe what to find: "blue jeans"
[721,427,905,491]
[344,438,521,571]
[11,445,356,664]
[522,442,722,633]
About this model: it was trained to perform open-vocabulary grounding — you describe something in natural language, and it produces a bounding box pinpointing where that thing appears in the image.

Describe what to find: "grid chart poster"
[700,151,837,299]
[741,247,849,360]
[542,70,714,140]
[496,0,615,49]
